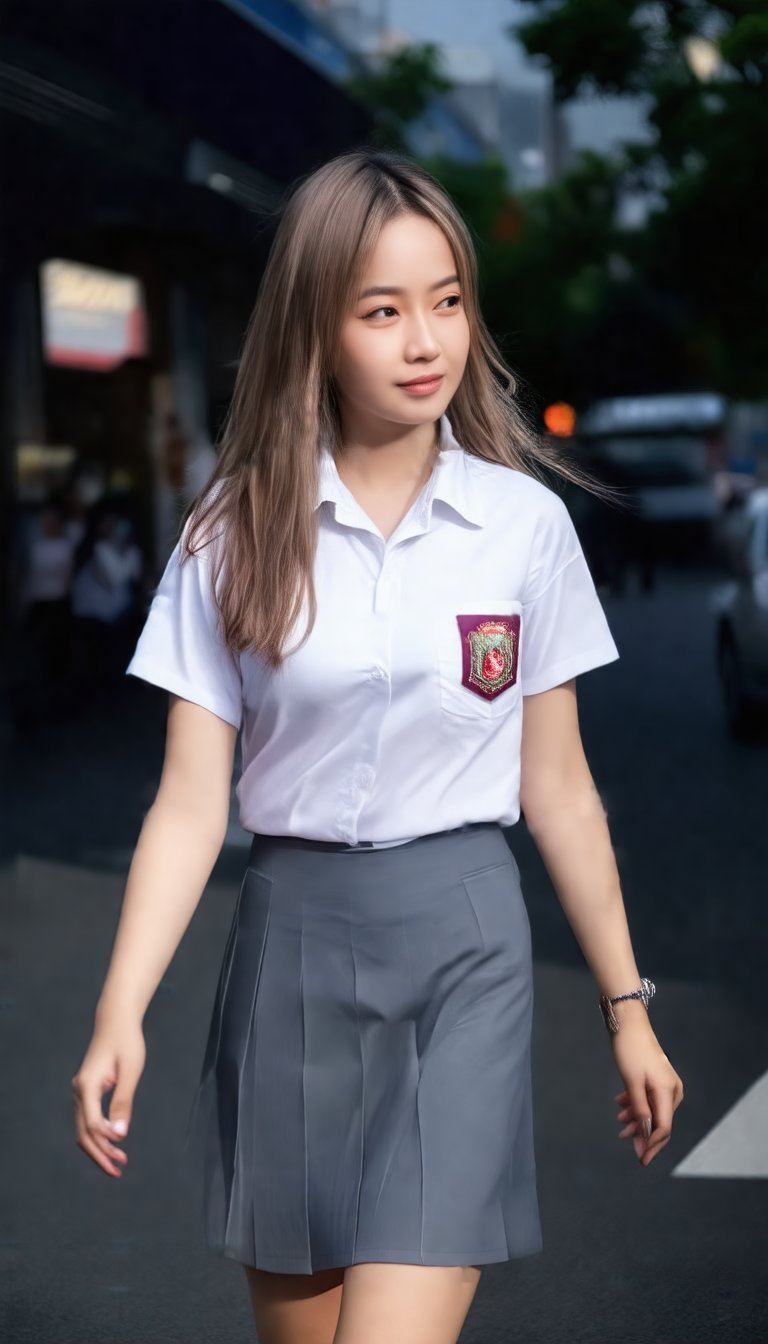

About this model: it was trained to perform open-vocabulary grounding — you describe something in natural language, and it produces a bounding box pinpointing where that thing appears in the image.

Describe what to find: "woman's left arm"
[519,679,685,1167]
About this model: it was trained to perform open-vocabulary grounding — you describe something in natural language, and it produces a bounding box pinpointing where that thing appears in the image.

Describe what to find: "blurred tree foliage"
[345,43,453,150]
[345,8,766,405]
[347,46,678,407]
[513,0,768,399]
[427,148,668,412]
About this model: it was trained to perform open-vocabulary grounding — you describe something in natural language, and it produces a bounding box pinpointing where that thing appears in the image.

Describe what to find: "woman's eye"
[363,295,460,319]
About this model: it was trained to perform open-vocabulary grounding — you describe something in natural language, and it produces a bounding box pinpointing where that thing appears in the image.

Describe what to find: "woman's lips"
[397,375,444,396]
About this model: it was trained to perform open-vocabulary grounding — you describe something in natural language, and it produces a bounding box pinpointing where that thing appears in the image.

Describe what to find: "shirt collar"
[315,413,486,528]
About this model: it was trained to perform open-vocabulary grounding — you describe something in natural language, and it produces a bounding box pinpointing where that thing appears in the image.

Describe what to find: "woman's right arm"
[71,693,238,1177]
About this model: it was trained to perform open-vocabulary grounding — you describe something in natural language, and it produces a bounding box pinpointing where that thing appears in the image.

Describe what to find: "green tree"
[513,0,768,397]
[344,43,453,151]
[427,145,685,407]
[463,149,691,409]
[342,36,709,407]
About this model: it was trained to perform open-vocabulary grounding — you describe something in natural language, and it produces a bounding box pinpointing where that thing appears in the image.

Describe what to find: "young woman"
[71,149,684,1344]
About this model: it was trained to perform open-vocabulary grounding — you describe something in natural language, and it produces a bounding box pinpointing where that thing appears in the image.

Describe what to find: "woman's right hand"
[71,1018,146,1177]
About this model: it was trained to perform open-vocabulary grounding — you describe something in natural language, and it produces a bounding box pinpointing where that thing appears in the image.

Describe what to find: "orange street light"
[543,402,576,437]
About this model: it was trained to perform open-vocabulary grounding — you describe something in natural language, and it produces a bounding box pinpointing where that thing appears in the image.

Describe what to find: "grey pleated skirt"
[183,821,542,1273]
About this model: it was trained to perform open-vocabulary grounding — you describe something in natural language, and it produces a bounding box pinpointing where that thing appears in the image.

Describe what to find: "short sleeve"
[521,492,619,696]
[125,527,243,729]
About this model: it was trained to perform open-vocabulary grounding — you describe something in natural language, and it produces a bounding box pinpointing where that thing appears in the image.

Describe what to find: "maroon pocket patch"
[456,613,520,702]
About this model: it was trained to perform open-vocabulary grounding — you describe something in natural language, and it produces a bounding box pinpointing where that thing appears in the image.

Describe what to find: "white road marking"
[672,1068,768,1178]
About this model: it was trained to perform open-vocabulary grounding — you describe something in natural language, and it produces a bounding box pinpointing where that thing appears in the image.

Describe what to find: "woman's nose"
[403,313,441,361]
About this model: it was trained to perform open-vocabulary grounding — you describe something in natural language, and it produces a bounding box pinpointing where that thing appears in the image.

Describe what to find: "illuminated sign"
[40,259,148,371]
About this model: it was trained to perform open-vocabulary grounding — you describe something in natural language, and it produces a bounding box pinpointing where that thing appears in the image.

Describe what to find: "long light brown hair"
[182,147,615,670]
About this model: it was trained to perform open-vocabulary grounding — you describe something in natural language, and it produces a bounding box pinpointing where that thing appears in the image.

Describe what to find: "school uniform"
[126,412,619,1273]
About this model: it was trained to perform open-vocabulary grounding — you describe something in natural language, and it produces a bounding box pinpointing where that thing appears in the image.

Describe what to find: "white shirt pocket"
[435,599,523,720]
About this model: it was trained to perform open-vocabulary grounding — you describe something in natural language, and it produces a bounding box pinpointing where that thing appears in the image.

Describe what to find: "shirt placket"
[331,489,430,845]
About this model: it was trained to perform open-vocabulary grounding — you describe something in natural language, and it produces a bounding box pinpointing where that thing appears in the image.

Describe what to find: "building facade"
[1,0,373,628]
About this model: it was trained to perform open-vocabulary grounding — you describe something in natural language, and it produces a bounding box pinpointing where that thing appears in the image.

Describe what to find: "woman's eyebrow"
[357,274,460,301]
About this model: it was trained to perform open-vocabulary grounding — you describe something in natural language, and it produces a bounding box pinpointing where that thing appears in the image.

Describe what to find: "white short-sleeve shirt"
[126,414,619,846]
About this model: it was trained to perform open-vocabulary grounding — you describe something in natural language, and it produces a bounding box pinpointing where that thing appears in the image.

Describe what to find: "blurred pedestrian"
[70,508,144,702]
[61,477,89,552]
[162,411,187,494]
[16,500,75,719]
[579,452,656,596]
[160,409,189,533]
[72,148,684,1343]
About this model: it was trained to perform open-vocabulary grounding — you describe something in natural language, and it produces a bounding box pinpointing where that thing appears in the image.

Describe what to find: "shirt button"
[370,666,385,680]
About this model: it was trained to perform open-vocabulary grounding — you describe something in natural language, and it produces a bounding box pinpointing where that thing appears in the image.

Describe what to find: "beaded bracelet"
[598,977,656,1034]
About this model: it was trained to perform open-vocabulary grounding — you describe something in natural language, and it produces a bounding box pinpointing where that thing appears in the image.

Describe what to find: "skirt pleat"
[183,822,543,1273]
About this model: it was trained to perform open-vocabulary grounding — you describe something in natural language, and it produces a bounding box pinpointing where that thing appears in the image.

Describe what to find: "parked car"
[714,487,768,738]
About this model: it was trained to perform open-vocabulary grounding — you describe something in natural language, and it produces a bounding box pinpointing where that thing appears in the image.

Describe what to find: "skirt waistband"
[248,821,500,857]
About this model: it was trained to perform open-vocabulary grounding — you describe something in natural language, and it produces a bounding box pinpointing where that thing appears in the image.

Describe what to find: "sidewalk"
[1,672,249,880]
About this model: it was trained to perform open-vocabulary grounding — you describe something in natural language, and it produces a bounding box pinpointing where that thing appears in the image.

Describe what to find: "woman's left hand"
[611,1020,684,1165]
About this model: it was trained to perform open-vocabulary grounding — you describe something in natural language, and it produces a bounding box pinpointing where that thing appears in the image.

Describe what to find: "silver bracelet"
[598,977,656,1034]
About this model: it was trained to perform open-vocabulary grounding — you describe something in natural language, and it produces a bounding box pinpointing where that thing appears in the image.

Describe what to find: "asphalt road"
[2,565,766,1343]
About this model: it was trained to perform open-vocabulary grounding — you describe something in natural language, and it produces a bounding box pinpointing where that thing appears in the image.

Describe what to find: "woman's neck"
[334,419,440,493]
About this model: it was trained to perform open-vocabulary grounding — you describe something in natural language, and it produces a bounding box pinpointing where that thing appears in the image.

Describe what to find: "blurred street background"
[1,2,767,1341]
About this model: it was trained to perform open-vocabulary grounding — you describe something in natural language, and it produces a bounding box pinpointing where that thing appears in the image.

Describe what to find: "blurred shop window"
[40,259,148,371]
[16,442,79,505]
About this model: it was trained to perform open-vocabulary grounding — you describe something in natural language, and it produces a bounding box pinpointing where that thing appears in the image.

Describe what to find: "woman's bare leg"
[332,1263,482,1344]
[243,1265,345,1344]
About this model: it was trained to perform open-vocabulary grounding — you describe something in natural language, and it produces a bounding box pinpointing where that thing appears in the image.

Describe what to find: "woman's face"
[333,212,470,438]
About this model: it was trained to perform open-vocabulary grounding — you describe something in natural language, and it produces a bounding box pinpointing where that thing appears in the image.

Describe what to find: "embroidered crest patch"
[456,613,520,702]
